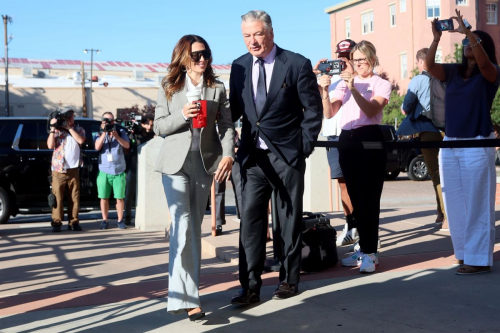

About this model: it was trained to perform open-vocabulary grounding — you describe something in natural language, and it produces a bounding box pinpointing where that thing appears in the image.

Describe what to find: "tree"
[378,71,405,127]
[444,43,463,63]
[490,89,500,126]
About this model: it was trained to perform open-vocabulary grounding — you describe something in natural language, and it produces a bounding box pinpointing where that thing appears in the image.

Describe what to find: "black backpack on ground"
[301,212,338,272]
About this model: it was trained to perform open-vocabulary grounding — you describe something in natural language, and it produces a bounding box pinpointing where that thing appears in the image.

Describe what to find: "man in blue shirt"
[397,48,446,230]
[94,112,130,230]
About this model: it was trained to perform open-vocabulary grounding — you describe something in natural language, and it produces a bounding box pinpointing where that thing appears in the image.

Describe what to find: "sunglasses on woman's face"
[190,49,211,62]
[462,37,481,46]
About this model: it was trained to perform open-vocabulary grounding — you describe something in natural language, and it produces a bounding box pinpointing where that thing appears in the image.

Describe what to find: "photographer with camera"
[94,111,130,230]
[47,107,86,232]
[314,39,358,248]
[124,113,155,225]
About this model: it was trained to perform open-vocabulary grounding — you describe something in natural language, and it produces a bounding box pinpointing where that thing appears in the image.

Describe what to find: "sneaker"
[336,224,359,246]
[52,225,61,233]
[348,239,381,252]
[68,224,83,231]
[359,253,378,273]
[341,250,362,267]
[117,221,127,229]
[100,221,109,230]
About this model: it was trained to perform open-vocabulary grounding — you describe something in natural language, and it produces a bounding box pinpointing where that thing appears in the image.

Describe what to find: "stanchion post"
[329,167,333,212]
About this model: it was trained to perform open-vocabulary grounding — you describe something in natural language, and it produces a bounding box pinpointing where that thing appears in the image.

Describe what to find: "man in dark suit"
[229,10,323,304]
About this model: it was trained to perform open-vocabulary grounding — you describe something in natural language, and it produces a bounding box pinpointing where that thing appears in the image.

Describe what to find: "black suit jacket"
[230,46,323,168]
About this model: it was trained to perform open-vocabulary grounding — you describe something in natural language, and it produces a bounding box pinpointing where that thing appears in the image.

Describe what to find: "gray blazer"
[153,80,235,175]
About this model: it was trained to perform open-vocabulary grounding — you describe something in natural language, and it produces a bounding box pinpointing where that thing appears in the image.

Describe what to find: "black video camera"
[47,110,68,131]
[318,60,346,75]
[123,113,143,133]
[103,118,116,133]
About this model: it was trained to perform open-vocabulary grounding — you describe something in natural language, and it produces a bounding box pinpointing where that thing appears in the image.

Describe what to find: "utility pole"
[3,15,12,117]
[81,61,87,117]
[83,49,100,117]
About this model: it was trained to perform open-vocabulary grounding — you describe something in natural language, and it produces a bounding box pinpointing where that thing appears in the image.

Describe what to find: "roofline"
[325,0,367,14]
[0,117,99,121]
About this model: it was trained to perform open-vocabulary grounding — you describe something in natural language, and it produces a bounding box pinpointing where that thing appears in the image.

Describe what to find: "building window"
[389,4,396,26]
[456,0,467,5]
[362,11,374,34]
[345,18,351,38]
[400,53,408,79]
[400,0,406,12]
[426,0,440,19]
[435,49,442,63]
[486,2,498,24]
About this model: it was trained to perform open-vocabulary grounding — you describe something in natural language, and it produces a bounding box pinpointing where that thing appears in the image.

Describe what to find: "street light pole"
[3,15,12,117]
[83,48,100,118]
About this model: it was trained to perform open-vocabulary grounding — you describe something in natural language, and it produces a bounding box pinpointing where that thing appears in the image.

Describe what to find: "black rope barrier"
[315,139,500,149]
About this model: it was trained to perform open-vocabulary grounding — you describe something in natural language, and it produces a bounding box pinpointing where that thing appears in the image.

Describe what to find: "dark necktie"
[255,58,267,115]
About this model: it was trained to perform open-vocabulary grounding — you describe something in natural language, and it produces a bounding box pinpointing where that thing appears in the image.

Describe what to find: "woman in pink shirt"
[319,40,391,273]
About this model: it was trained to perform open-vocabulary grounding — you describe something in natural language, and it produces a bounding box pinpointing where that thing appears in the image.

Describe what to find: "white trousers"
[162,151,212,314]
[439,134,496,266]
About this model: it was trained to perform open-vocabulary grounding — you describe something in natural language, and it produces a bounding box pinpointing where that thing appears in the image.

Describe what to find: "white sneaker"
[359,253,378,273]
[336,224,359,246]
[341,250,362,267]
[348,238,381,252]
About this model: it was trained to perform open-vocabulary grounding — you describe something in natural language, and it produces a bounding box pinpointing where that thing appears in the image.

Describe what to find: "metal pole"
[3,15,10,117]
[90,50,93,114]
[81,61,87,117]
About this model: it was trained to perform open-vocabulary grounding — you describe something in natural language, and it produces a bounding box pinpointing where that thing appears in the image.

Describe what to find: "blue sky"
[2,0,344,65]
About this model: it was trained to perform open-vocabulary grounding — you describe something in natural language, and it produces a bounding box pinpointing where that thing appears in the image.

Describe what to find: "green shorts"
[97,171,126,199]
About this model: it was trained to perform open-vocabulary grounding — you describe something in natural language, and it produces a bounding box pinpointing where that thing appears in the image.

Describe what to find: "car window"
[19,123,38,150]
[38,123,50,150]
[382,127,395,142]
[0,124,18,148]
[78,122,101,150]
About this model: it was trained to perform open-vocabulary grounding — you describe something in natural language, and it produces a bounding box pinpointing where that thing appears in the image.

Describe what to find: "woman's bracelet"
[471,40,481,47]
[433,39,440,43]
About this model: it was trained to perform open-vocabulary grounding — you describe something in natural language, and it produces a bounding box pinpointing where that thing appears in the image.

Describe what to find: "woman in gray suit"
[154,35,235,320]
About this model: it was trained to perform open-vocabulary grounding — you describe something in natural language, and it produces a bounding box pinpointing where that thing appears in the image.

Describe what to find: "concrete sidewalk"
[1,178,500,332]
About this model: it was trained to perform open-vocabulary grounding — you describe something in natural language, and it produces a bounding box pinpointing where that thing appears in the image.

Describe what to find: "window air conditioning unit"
[22,67,33,77]
[133,70,145,81]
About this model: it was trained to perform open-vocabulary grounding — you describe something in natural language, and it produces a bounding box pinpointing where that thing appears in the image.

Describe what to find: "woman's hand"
[182,101,201,119]
[451,9,467,34]
[339,57,355,75]
[340,72,355,90]
[431,18,442,42]
[215,156,233,182]
[318,74,331,99]
[313,58,328,75]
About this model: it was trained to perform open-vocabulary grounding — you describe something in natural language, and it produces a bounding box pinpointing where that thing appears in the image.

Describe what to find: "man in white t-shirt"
[314,39,358,247]
[47,107,86,232]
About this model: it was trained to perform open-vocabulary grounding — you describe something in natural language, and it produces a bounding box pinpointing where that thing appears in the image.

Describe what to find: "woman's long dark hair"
[161,35,217,100]
[459,30,498,78]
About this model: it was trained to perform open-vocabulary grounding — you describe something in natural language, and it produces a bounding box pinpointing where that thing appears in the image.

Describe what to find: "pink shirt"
[331,75,392,130]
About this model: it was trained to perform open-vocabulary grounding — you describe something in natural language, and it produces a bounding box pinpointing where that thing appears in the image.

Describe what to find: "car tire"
[385,170,400,180]
[0,187,12,224]
[408,156,429,181]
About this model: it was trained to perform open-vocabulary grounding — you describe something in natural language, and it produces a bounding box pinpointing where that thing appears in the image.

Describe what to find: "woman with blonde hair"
[319,40,391,273]
[154,34,235,320]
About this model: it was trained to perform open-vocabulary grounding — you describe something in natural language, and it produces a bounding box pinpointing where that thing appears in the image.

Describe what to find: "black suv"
[0,117,103,224]
[381,125,429,181]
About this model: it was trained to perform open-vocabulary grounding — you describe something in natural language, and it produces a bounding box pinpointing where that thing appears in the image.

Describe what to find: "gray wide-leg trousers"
[162,151,212,314]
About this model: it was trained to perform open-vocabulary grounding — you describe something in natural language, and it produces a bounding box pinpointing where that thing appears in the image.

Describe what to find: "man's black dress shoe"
[272,282,298,300]
[231,288,260,305]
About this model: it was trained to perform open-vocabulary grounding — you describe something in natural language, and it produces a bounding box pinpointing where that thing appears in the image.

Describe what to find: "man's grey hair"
[241,10,273,31]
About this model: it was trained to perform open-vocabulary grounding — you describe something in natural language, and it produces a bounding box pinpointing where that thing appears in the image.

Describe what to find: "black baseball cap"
[336,39,356,55]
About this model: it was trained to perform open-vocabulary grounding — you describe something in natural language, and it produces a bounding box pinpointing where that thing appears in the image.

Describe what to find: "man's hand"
[50,118,58,126]
[339,57,355,75]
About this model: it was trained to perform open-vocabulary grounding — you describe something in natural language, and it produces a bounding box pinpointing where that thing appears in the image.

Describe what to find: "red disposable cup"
[192,100,207,128]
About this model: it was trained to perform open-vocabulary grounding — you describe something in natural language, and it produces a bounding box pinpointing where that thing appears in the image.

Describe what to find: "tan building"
[0,57,230,119]
[325,0,499,92]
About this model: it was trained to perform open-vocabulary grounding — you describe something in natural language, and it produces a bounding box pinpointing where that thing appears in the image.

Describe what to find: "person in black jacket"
[229,10,322,304]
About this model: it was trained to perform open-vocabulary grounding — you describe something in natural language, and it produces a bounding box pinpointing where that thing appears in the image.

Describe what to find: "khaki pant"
[51,168,80,226]
[420,131,446,219]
